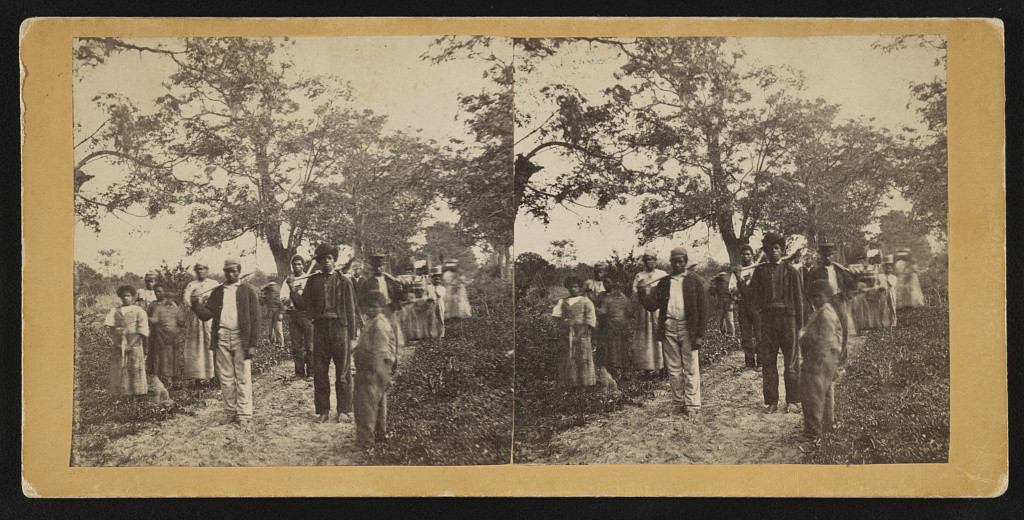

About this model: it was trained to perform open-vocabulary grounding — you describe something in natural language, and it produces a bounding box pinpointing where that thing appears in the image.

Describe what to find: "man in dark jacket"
[191,258,262,427]
[731,244,761,369]
[357,254,408,312]
[804,242,858,353]
[638,246,709,416]
[736,232,805,414]
[288,243,359,423]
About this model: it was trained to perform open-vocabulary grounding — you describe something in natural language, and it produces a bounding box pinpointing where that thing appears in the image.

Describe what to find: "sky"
[513,35,946,266]
[74,36,509,275]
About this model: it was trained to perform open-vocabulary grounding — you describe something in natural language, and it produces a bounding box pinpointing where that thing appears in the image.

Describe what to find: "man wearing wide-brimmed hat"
[191,258,262,427]
[632,249,667,374]
[736,232,805,415]
[288,243,359,423]
[637,246,709,416]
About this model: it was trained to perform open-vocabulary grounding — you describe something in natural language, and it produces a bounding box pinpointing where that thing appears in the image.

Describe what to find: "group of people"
[549,233,926,447]
[101,245,473,448]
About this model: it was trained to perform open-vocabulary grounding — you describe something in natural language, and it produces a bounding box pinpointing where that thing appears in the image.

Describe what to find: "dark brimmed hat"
[817,241,836,251]
[314,243,339,261]
[810,279,833,298]
[761,232,785,250]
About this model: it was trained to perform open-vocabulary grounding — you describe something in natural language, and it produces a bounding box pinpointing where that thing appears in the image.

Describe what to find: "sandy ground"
[74,345,418,467]
[531,337,863,465]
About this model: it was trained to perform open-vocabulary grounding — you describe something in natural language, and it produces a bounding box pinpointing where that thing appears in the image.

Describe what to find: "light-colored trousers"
[216,328,253,418]
[663,318,701,409]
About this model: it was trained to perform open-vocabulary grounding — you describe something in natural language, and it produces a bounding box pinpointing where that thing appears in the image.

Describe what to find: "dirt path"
[533,337,863,465]
[75,344,420,467]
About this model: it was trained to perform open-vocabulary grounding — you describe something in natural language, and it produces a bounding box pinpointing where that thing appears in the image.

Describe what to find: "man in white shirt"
[637,247,709,416]
[191,258,261,427]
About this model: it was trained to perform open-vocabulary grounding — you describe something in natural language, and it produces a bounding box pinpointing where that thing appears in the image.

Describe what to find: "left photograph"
[71,36,513,466]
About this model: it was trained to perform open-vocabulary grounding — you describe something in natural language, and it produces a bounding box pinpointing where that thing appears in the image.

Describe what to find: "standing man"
[283,254,314,379]
[732,244,760,369]
[736,232,805,414]
[182,263,219,384]
[427,266,447,338]
[191,258,261,427]
[805,242,858,354]
[637,247,708,416]
[289,244,359,424]
[632,250,667,376]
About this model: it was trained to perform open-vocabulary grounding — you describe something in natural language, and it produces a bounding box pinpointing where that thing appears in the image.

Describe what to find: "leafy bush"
[811,306,949,464]
[370,280,513,465]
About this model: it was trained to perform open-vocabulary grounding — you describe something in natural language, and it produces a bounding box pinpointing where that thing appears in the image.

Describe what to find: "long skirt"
[632,302,663,370]
[417,300,443,339]
[182,311,217,379]
[559,324,596,387]
[148,325,181,379]
[109,333,148,396]
[385,308,406,349]
[595,319,632,369]
[897,273,925,309]
[852,292,880,331]
[880,289,898,328]
[444,284,473,319]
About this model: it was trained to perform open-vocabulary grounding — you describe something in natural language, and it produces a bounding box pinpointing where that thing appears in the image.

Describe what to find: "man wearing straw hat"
[637,246,709,416]
[283,254,314,379]
[190,258,262,427]
[288,243,359,424]
[736,232,805,415]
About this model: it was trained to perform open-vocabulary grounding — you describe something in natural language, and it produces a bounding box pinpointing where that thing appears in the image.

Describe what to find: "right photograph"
[512,36,949,465]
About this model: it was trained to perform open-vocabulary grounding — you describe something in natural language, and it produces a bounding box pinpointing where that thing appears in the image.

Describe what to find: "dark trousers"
[759,308,800,406]
[312,318,353,415]
[354,353,393,445]
[737,302,760,367]
[287,311,314,378]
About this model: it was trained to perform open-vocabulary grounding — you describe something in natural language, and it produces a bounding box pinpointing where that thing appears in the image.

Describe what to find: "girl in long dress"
[181,264,220,381]
[444,268,473,319]
[147,283,183,405]
[551,277,597,387]
[894,254,926,309]
[632,253,666,373]
[104,285,149,397]
[595,276,632,394]
[877,261,899,328]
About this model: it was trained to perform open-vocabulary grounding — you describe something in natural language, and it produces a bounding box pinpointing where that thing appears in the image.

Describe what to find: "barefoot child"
[799,279,847,446]
[595,275,631,396]
[104,285,149,398]
[147,283,183,406]
[353,290,398,447]
[551,276,597,387]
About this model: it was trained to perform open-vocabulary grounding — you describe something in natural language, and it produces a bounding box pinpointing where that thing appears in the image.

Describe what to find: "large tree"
[423,36,515,278]
[516,38,808,263]
[74,37,441,277]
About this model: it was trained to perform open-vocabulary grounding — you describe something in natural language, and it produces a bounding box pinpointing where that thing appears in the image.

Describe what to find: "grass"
[811,305,950,464]
[369,277,514,465]
[512,292,736,463]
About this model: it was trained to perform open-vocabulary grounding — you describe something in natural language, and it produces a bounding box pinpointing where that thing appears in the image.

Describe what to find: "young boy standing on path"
[799,280,847,447]
[352,290,399,447]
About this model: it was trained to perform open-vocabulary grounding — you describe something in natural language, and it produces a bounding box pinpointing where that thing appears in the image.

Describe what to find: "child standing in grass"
[147,283,182,407]
[104,285,149,397]
[551,276,596,387]
[595,275,631,396]
[353,290,399,447]
[799,279,847,448]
